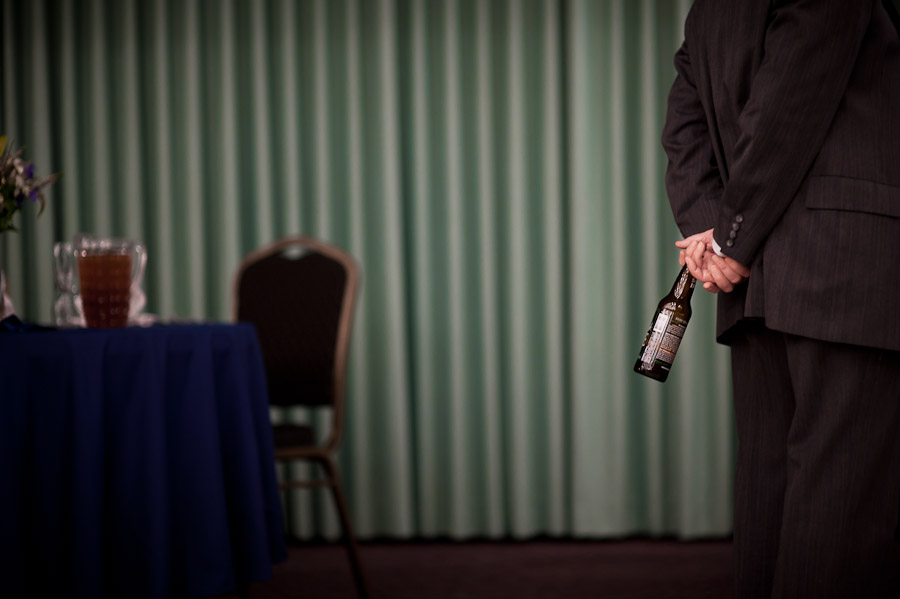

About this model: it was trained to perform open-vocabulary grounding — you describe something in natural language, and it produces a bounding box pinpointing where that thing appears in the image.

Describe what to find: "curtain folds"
[1,0,734,539]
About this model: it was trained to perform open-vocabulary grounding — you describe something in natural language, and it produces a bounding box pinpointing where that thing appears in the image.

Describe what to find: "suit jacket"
[663,0,900,351]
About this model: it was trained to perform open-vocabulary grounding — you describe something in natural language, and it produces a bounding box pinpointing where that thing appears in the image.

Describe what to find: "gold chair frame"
[232,236,367,598]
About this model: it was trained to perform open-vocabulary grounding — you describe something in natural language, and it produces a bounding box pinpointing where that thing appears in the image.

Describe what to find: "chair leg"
[320,456,369,599]
[282,461,296,539]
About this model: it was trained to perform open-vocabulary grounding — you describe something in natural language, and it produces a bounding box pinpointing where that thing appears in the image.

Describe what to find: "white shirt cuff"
[711,237,726,258]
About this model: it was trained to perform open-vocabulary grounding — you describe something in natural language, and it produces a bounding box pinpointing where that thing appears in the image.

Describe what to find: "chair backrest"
[232,237,360,447]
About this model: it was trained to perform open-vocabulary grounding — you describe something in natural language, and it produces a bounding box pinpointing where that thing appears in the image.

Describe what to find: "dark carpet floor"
[248,539,734,599]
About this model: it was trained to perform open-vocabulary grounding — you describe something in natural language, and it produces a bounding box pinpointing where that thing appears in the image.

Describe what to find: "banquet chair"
[232,236,367,598]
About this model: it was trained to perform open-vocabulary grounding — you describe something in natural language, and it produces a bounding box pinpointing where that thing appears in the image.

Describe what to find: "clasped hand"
[675,228,750,293]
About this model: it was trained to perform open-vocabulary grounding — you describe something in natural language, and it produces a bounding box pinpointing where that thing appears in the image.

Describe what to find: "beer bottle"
[634,265,696,382]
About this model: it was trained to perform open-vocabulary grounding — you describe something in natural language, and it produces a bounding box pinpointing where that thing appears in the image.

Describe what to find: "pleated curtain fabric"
[1,0,734,539]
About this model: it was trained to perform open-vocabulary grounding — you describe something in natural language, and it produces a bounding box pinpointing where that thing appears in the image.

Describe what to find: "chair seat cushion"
[272,423,316,449]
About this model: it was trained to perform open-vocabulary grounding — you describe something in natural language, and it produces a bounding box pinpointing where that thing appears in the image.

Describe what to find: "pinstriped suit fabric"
[663,0,900,596]
[731,323,900,598]
[663,0,900,351]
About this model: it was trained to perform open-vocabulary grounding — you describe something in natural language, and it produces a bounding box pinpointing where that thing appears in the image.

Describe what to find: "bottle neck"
[672,265,696,301]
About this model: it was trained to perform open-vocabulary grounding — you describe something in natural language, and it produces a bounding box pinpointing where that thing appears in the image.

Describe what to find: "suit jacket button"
[735,214,744,223]
[729,230,737,239]
[732,222,741,231]
[726,239,734,247]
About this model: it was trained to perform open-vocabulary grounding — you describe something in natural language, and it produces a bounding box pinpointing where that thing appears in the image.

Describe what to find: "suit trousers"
[730,321,900,599]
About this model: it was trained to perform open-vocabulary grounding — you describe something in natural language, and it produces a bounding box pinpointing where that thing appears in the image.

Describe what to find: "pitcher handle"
[132,242,147,287]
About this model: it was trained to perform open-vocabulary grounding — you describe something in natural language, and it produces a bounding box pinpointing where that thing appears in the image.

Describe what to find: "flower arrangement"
[0,135,60,233]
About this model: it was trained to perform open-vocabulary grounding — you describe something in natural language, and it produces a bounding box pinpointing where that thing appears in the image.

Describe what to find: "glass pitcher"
[69,234,147,328]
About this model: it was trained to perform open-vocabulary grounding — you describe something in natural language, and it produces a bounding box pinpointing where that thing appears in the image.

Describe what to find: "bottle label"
[656,316,687,366]
[640,310,686,371]
[641,310,672,369]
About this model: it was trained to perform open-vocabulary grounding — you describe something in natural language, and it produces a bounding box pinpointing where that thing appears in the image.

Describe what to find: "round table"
[0,322,286,598]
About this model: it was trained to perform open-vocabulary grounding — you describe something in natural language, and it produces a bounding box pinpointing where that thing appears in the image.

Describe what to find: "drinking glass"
[53,241,82,327]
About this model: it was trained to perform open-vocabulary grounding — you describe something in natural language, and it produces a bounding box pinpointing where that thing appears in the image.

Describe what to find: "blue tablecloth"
[0,323,286,598]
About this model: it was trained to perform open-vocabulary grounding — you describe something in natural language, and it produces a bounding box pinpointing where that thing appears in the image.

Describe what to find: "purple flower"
[29,189,38,200]
[23,163,34,179]
[14,193,24,207]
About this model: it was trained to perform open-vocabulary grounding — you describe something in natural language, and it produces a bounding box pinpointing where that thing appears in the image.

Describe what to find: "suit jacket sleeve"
[712,0,875,264]
[661,41,724,238]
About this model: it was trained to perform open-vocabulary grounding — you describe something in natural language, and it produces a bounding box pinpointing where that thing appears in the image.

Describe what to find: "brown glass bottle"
[634,265,696,382]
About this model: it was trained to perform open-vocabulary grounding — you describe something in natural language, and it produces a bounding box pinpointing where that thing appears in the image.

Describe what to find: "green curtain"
[1,0,734,539]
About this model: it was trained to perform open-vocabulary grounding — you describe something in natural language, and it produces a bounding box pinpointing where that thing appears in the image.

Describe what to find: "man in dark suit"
[662,0,900,596]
